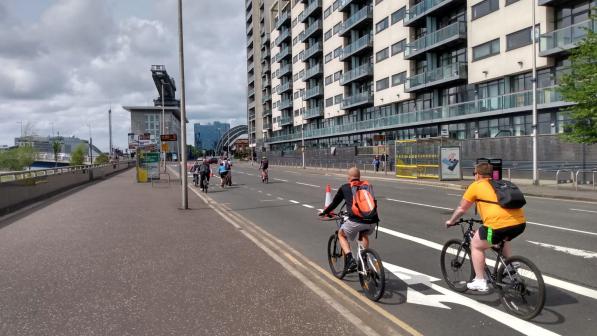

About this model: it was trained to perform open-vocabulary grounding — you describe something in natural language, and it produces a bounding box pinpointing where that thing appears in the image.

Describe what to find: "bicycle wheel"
[359,248,385,302]
[440,239,474,292]
[327,233,346,279]
[497,256,545,320]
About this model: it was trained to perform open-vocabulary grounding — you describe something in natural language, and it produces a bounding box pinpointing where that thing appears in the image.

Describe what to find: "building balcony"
[538,0,568,5]
[277,63,292,78]
[274,46,291,62]
[279,99,293,110]
[248,87,255,97]
[275,10,290,29]
[263,121,272,130]
[339,63,373,85]
[341,91,373,109]
[303,106,324,119]
[303,42,323,61]
[338,0,361,12]
[247,61,254,72]
[261,93,272,104]
[280,115,294,125]
[274,29,291,46]
[277,81,293,94]
[248,74,255,84]
[304,85,324,100]
[261,49,270,61]
[405,62,467,92]
[404,0,464,26]
[262,33,270,44]
[404,21,466,59]
[300,19,323,43]
[338,5,373,37]
[262,76,271,87]
[261,64,270,74]
[247,37,254,48]
[249,111,255,120]
[339,34,373,61]
[299,0,322,23]
[539,20,596,57]
[263,108,272,117]
[247,48,254,60]
[303,64,323,80]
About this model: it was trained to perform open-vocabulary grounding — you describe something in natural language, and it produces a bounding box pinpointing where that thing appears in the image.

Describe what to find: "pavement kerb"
[266,164,597,203]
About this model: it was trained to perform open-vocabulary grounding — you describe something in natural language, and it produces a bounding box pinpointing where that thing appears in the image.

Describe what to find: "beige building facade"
[247,0,595,151]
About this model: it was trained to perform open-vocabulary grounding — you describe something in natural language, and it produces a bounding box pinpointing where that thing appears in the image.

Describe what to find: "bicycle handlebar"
[447,218,483,227]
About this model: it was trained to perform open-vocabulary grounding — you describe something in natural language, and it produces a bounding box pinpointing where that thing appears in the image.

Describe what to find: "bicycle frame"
[335,211,370,277]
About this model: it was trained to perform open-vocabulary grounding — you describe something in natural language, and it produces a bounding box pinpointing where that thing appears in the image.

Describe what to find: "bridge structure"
[214,125,248,155]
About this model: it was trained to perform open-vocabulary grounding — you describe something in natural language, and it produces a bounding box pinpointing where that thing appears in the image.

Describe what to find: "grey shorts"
[340,219,375,241]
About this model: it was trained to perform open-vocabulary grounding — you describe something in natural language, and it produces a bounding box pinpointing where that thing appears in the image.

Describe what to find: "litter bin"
[476,158,502,180]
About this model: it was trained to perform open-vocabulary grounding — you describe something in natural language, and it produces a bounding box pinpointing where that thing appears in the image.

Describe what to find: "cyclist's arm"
[322,188,344,215]
[446,198,474,226]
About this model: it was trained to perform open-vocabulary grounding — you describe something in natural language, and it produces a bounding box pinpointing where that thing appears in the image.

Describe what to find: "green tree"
[52,140,62,167]
[70,144,86,166]
[95,153,109,164]
[0,145,37,171]
[558,18,597,144]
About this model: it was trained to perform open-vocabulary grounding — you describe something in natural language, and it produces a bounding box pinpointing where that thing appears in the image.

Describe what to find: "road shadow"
[377,272,408,305]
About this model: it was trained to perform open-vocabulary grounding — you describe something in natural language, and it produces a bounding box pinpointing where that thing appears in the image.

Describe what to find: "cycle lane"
[202,170,590,335]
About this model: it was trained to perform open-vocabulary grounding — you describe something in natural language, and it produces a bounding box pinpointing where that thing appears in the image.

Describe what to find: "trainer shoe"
[467,278,489,292]
[345,256,357,273]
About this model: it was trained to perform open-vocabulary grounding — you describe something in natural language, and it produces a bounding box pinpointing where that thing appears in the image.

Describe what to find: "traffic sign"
[160,134,177,141]
[161,143,169,152]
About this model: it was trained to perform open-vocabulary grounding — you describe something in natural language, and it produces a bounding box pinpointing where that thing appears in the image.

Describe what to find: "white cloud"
[0,0,247,151]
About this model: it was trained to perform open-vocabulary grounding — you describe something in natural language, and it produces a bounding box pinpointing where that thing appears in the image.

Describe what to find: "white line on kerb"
[296,182,321,188]
[289,200,300,204]
[570,208,597,214]
[378,226,597,301]
[302,204,315,209]
[527,240,597,259]
[386,198,454,211]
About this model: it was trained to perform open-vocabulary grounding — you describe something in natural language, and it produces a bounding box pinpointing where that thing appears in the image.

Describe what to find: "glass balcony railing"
[275,29,291,46]
[279,99,293,110]
[338,5,373,36]
[262,77,271,87]
[406,62,467,92]
[340,63,373,85]
[261,49,270,60]
[274,47,291,62]
[261,64,270,74]
[404,0,458,26]
[277,64,292,78]
[404,21,466,59]
[280,115,294,125]
[248,88,255,97]
[303,106,324,119]
[262,33,270,44]
[261,93,272,104]
[266,87,566,143]
[248,74,255,84]
[263,108,272,117]
[263,121,272,130]
[339,34,373,61]
[338,0,354,12]
[277,81,293,93]
[304,85,324,100]
[299,0,322,23]
[341,91,373,109]
[303,64,323,80]
[539,20,596,56]
[303,42,323,60]
[275,10,290,29]
[300,19,323,42]
[249,111,255,120]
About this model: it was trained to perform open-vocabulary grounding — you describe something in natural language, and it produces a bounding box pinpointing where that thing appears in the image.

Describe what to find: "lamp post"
[178,0,188,209]
[301,101,305,169]
[160,80,168,172]
[531,0,539,185]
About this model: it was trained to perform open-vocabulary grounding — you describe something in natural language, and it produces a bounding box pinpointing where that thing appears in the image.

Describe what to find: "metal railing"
[405,0,455,24]
[338,5,373,36]
[339,34,373,61]
[274,29,291,46]
[300,19,322,42]
[406,62,467,91]
[303,63,323,80]
[303,42,323,60]
[404,21,466,58]
[575,169,597,191]
[0,161,134,184]
[341,91,373,109]
[299,0,322,22]
[340,63,373,85]
[555,169,574,189]
[304,85,324,99]
[539,20,596,56]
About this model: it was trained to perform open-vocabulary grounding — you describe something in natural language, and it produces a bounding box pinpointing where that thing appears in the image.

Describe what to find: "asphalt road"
[197,162,597,336]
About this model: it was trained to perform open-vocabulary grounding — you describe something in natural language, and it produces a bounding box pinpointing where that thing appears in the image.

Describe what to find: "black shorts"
[479,223,526,245]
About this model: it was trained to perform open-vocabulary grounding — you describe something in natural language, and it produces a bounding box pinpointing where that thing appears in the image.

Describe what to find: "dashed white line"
[266,193,272,196]
[302,204,315,209]
[296,182,321,188]
[527,221,597,236]
[527,240,597,259]
[273,178,288,182]
[570,208,597,214]
[386,198,454,211]
[258,190,263,193]
[289,200,300,204]
[277,197,285,200]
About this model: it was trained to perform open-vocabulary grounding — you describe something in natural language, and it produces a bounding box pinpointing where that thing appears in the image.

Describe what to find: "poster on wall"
[439,146,462,181]
[145,152,160,180]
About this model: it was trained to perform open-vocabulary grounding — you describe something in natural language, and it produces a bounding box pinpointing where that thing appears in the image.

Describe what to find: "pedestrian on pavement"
[372,156,380,172]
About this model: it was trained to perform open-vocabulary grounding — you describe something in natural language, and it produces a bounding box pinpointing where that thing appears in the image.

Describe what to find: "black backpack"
[479,180,526,209]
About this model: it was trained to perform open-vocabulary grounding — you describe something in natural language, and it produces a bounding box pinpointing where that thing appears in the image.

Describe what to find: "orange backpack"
[350,180,378,222]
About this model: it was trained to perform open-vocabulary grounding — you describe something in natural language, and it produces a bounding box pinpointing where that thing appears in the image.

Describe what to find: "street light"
[178,0,188,209]
[301,101,305,169]
[160,80,170,172]
[531,0,539,185]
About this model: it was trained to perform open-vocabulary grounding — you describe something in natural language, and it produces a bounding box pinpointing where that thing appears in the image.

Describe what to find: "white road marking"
[260,199,279,202]
[277,197,285,200]
[296,182,321,188]
[246,173,255,176]
[386,198,453,211]
[570,208,597,214]
[266,193,272,196]
[447,193,461,197]
[527,221,597,236]
[284,170,301,174]
[273,178,288,182]
[258,190,263,193]
[289,200,300,204]
[527,240,597,259]
[317,208,323,212]
[378,226,597,301]
[384,263,560,336]
[302,204,315,209]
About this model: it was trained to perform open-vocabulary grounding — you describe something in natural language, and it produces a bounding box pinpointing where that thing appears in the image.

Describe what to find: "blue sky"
[0,0,246,151]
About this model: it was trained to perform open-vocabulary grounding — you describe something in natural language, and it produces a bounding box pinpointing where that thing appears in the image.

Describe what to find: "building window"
[333,46,342,58]
[375,47,389,63]
[299,50,305,60]
[472,0,499,20]
[325,97,334,107]
[333,70,342,81]
[506,27,532,51]
[391,39,406,56]
[472,38,500,61]
[376,77,390,91]
[333,0,340,10]
[299,69,305,78]
[324,6,332,18]
[293,37,298,46]
[391,72,406,86]
[294,91,299,99]
[324,52,333,63]
[333,22,341,34]
[292,18,298,28]
[391,7,406,25]
[375,17,389,34]
[375,0,384,5]
[293,55,298,64]
[325,75,333,85]
[505,0,519,5]
[334,94,343,104]
[324,29,333,41]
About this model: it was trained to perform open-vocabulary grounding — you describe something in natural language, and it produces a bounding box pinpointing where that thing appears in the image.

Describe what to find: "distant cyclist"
[218,161,229,188]
[445,162,526,292]
[191,159,201,186]
[319,167,379,272]
[198,159,211,189]
[259,156,269,182]
[223,157,232,186]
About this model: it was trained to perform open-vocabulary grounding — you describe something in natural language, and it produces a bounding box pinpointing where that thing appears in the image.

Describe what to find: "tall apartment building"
[248,0,595,151]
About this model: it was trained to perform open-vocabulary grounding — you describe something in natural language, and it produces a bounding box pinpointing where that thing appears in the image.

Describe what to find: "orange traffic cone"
[324,184,332,208]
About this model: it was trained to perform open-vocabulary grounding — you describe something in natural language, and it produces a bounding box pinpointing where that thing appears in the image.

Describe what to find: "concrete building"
[193,122,231,151]
[247,0,595,151]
